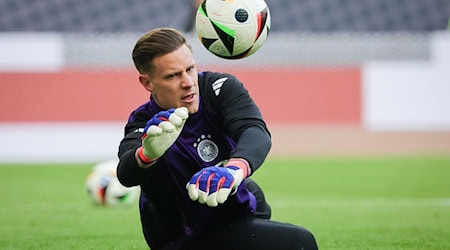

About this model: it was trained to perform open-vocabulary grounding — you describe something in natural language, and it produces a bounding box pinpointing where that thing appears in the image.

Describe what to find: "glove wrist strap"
[137,146,158,166]
[226,158,250,178]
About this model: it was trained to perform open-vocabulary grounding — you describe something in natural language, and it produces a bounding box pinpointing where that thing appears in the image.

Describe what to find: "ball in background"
[195,0,271,59]
[85,159,140,207]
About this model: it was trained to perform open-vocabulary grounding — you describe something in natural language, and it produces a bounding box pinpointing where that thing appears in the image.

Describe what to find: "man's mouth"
[181,93,195,101]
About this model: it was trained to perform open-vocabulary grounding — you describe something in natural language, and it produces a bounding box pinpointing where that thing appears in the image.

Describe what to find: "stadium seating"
[0,0,448,32]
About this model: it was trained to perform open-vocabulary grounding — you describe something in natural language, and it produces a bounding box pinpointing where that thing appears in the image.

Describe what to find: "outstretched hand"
[186,159,250,207]
[137,107,189,164]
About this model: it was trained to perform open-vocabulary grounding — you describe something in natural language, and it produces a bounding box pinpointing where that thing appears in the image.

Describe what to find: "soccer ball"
[85,159,140,207]
[195,0,271,59]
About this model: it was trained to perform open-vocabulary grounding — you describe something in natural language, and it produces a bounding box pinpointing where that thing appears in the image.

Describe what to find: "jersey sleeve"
[118,108,149,156]
[116,104,152,187]
[200,72,271,173]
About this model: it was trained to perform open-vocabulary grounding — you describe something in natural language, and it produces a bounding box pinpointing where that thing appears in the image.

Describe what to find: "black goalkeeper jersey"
[117,71,271,246]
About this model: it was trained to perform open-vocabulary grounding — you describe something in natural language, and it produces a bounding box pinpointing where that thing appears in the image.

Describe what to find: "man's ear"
[139,74,152,92]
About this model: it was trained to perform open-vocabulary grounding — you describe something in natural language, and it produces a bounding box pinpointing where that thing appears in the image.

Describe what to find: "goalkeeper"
[116,27,318,250]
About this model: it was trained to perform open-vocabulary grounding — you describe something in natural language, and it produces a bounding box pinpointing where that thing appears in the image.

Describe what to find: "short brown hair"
[132,28,191,74]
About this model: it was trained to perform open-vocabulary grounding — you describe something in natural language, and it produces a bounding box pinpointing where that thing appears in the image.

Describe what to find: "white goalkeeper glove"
[136,107,188,166]
[186,159,250,207]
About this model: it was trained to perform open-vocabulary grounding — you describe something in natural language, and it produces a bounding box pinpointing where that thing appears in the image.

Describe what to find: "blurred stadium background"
[1,0,450,162]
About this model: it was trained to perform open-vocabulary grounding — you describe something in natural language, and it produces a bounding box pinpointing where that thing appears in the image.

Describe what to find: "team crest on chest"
[193,134,218,162]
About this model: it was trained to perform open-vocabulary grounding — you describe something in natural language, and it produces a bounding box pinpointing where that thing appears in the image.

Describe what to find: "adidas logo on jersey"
[212,77,228,96]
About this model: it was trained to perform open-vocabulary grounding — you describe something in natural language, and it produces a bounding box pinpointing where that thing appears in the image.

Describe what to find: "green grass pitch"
[0,156,449,249]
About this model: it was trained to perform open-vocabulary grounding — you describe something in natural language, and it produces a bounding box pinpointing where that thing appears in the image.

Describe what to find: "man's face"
[139,44,199,114]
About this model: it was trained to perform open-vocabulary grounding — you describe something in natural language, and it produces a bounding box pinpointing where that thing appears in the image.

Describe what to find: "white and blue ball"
[195,0,271,59]
[85,160,140,207]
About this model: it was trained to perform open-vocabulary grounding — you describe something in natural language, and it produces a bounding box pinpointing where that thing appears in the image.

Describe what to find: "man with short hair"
[117,27,318,250]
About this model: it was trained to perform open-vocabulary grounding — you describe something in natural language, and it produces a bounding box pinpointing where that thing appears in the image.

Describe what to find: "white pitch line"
[270,198,450,208]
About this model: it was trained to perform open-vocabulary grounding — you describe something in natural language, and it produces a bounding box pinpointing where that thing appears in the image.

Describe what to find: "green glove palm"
[137,107,189,163]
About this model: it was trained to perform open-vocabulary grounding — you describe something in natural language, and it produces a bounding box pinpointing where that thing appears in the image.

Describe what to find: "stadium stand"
[0,0,448,32]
